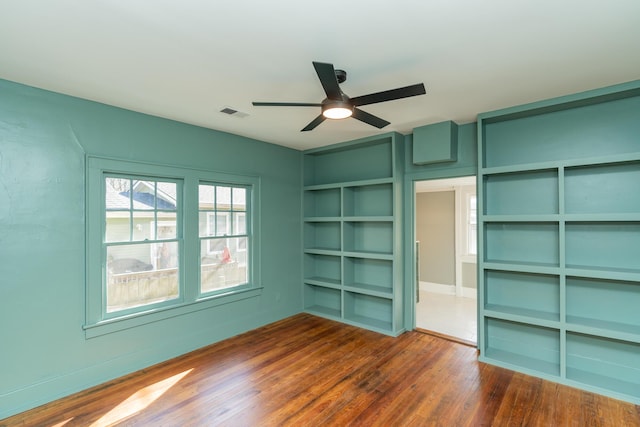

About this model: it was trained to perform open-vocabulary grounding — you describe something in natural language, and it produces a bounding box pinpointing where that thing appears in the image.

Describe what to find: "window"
[85,157,261,337]
[198,184,250,293]
[104,176,180,314]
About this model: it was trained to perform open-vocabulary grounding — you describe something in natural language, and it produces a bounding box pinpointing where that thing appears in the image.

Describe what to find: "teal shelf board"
[566,316,640,343]
[304,217,342,222]
[305,306,342,320]
[344,314,392,334]
[483,263,640,282]
[482,214,559,223]
[478,80,640,124]
[563,213,640,222]
[483,348,561,377]
[483,308,560,329]
[566,368,640,401]
[304,249,342,257]
[343,216,394,222]
[565,266,640,282]
[342,251,394,260]
[482,261,560,274]
[561,151,640,169]
[304,245,341,252]
[481,152,640,177]
[343,284,393,299]
[481,162,561,176]
[341,177,395,188]
[481,262,560,276]
[304,177,393,192]
[484,304,560,324]
[304,277,342,289]
[303,183,344,191]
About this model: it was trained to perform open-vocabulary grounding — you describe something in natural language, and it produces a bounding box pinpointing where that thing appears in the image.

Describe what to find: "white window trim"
[455,185,477,298]
[466,193,477,257]
[85,156,262,338]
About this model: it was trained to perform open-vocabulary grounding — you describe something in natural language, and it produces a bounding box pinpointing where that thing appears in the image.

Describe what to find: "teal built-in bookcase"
[302,133,404,335]
[478,81,640,404]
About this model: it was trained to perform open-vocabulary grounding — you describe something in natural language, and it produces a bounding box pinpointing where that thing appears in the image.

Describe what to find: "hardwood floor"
[3,314,639,426]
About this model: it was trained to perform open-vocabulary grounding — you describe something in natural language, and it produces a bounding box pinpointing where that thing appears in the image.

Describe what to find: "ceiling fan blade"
[351,83,426,107]
[252,102,322,107]
[301,114,326,132]
[313,61,343,101]
[352,108,390,129]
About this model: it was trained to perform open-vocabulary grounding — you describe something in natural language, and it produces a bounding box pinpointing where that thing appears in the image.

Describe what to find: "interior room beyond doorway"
[415,176,477,345]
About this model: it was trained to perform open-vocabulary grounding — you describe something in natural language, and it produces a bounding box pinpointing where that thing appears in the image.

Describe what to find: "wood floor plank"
[2,313,639,427]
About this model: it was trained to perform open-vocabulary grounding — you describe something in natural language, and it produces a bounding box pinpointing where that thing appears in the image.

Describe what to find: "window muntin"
[104,176,181,314]
[198,184,250,293]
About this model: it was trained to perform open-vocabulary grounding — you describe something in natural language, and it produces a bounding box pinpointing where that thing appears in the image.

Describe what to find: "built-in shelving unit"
[302,133,404,335]
[478,81,640,404]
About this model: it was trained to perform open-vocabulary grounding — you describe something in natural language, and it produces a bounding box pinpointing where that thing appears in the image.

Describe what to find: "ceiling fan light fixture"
[322,102,353,119]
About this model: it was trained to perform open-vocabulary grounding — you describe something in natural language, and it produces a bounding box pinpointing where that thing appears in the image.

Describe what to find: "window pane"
[232,187,247,211]
[234,212,246,235]
[199,184,215,211]
[468,225,477,255]
[469,195,477,225]
[216,186,231,211]
[156,182,177,210]
[206,237,226,254]
[132,211,155,241]
[156,211,177,239]
[105,211,130,243]
[215,213,229,237]
[199,212,211,237]
[200,237,248,293]
[106,242,179,312]
[132,181,156,210]
[106,178,131,210]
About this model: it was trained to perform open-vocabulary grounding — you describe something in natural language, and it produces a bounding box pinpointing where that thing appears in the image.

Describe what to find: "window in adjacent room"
[467,194,477,256]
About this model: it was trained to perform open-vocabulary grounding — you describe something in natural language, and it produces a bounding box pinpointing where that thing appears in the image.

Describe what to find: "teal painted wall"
[0,79,302,418]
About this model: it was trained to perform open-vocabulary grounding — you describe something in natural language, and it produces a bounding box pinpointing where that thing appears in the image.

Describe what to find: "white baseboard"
[461,287,477,299]
[420,281,477,299]
[419,281,455,295]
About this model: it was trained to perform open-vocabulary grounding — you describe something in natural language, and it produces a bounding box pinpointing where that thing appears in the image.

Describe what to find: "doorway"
[414,176,477,345]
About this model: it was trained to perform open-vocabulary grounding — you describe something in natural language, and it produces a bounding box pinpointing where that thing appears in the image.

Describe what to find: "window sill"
[83,286,263,339]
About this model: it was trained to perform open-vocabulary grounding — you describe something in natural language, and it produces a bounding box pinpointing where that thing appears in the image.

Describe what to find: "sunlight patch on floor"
[51,419,75,427]
[90,368,193,426]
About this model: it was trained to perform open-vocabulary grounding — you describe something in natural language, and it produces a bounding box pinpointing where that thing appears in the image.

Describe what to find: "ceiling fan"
[252,61,426,132]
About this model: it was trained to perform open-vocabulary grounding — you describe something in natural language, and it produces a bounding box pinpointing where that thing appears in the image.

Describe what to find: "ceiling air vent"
[219,106,248,118]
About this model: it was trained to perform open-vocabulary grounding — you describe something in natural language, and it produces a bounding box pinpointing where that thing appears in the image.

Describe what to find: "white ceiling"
[1,1,639,151]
